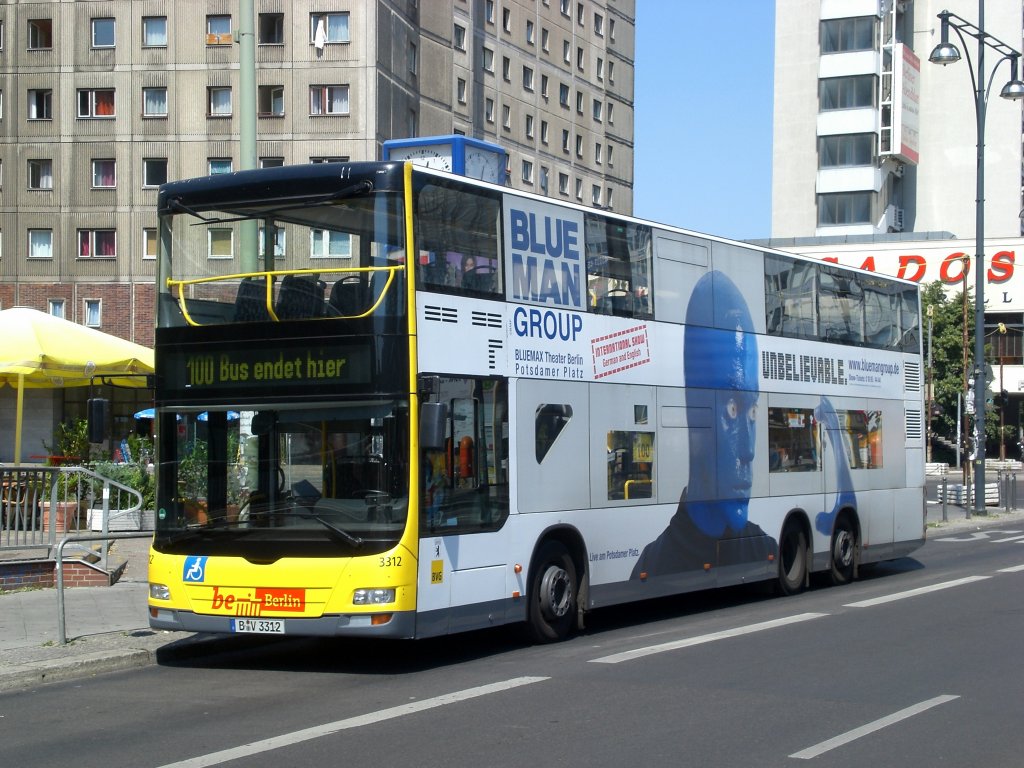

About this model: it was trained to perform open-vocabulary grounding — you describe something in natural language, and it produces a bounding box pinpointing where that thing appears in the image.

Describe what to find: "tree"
[921,281,1000,460]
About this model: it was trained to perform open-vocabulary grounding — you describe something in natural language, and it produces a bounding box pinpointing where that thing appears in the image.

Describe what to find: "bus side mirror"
[420,402,448,450]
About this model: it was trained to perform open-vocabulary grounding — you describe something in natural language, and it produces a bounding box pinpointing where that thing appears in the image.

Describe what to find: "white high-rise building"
[772,0,1022,240]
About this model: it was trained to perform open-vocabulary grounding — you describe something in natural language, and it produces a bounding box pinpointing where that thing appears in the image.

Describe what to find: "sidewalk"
[3,502,1024,692]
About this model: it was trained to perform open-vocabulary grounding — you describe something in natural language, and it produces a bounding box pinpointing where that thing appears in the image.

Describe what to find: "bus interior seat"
[275,274,326,319]
[462,266,496,292]
[328,275,368,316]
[233,278,271,322]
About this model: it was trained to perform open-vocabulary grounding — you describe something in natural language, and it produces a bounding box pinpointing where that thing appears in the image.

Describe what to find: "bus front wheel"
[527,541,577,643]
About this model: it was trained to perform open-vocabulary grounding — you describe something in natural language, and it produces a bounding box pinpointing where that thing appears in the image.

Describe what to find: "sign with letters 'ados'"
[503,196,586,310]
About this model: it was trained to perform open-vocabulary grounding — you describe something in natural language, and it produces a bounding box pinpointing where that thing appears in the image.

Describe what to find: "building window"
[526,20,535,44]
[485,98,495,123]
[608,61,615,84]
[558,172,568,195]
[92,18,115,48]
[593,99,603,121]
[28,159,53,190]
[597,57,605,81]
[28,19,53,50]
[575,91,583,114]
[525,114,534,139]
[502,8,511,33]
[259,156,284,168]
[28,229,53,258]
[523,66,534,91]
[576,46,584,70]
[454,24,466,51]
[594,13,604,36]
[607,145,614,166]
[143,158,168,187]
[0,21,5,51]
[91,159,116,188]
[143,16,167,47]
[541,27,549,52]
[28,89,52,120]
[206,15,232,45]
[485,0,495,24]
[310,156,348,163]
[78,229,116,257]
[143,87,168,117]
[208,228,233,258]
[143,227,157,259]
[207,86,232,117]
[540,120,549,144]
[408,42,417,75]
[502,56,511,81]
[819,75,875,110]
[817,191,872,225]
[48,299,65,318]
[310,228,351,258]
[259,226,286,258]
[592,184,601,205]
[561,129,570,152]
[559,83,569,107]
[541,74,549,98]
[502,104,511,130]
[575,135,583,157]
[457,78,467,104]
[522,159,533,183]
[595,142,602,164]
[258,85,284,117]
[78,89,115,118]
[483,47,494,72]
[577,2,585,25]
[818,133,875,167]
[575,178,583,200]
[208,158,233,175]
[560,0,570,17]
[606,188,614,208]
[563,39,570,64]
[309,85,349,115]
[310,13,350,45]
[258,13,284,45]
[84,299,101,327]
[608,102,615,124]
[821,17,874,54]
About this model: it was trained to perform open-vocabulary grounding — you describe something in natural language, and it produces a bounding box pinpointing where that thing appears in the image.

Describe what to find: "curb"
[0,648,154,693]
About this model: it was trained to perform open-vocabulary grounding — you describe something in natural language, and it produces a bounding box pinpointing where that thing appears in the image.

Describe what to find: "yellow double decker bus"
[148,160,925,642]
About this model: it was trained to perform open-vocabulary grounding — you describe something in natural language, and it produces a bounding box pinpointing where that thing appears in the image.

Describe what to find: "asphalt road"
[3,528,1024,768]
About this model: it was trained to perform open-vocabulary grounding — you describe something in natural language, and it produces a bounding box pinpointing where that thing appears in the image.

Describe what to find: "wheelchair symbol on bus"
[183,556,208,583]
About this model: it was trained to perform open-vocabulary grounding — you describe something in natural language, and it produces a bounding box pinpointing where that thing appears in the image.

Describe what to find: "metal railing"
[0,464,145,564]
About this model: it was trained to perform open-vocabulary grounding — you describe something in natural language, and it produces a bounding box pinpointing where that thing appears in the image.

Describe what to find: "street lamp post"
[929,4,1024,515]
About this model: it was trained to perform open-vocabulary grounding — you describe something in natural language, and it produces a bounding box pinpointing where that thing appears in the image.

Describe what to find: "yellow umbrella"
[0,307,154,462]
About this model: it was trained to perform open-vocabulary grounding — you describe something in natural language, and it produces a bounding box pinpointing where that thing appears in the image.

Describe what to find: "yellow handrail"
[166,265,402,327]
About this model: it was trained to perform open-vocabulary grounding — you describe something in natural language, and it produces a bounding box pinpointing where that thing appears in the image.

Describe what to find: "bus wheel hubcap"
[834,529,853,567]
[540,565,571,620]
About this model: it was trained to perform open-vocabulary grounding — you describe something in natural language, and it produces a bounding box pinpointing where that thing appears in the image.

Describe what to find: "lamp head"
[1000,55,1024,100]
[929,42,961,65]
[930,12,961,66]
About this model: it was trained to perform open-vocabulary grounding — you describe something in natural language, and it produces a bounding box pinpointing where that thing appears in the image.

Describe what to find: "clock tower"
[383,135,506,185]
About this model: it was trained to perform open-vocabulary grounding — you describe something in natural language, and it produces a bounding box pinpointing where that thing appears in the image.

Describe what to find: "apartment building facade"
[0,0,636,348]
[772,0,1022,240]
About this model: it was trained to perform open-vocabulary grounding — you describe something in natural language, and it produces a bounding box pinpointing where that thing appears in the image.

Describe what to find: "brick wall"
[0,559,114,591]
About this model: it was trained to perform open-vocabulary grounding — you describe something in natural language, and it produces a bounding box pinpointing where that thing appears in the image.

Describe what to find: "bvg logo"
[209,586,306,616]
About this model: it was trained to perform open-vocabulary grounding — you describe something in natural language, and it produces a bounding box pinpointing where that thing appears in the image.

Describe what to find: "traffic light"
[996,390,1010,409]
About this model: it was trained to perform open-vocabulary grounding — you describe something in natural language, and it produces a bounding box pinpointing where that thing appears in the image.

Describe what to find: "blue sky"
[633,1,775,240]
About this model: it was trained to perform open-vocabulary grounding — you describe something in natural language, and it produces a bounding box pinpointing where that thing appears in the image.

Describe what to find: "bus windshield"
[154,401,410,555]
[156,163,406,329]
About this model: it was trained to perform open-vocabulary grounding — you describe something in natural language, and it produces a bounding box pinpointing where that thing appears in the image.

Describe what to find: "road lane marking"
[789,694,959,759]
[588,613,827,664]
[154,676,549,768]
[997,564,1024,572]
[934,530,1021,542]
[992,534,1024,543]
[844,576,989,608]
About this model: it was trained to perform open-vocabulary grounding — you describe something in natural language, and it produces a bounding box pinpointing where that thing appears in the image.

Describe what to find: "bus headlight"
[150,583,171,600]
[352,588,396,605]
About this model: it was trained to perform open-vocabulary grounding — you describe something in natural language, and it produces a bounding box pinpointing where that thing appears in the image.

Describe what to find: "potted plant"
[41,420,91,532]
[178,440,209,524]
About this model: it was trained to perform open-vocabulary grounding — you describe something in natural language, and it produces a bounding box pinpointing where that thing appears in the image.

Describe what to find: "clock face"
[464,148,505,184]
[390,145,453,172]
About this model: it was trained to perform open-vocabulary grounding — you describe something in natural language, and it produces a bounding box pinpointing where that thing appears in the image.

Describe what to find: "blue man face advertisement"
[630,271,859,580]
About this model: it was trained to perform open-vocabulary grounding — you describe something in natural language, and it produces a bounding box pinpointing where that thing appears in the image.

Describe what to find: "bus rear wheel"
[527,541,577,643]
[829,515,856,586]
[777,520,807,595]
